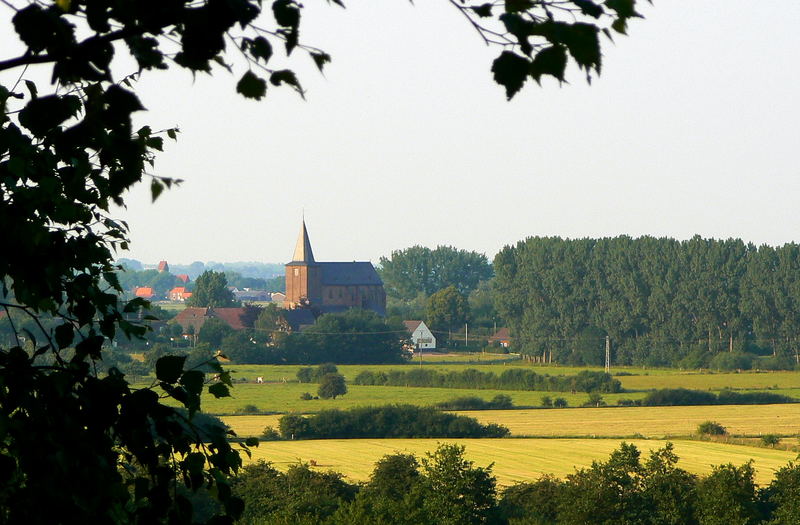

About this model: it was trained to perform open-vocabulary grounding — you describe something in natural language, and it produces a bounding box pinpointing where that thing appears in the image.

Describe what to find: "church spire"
[291,219,315,263]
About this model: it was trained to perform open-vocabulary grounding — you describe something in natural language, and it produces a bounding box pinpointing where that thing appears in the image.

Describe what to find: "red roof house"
[157,260,169,273]
[176,274,190,283]
[134,287,154,300]
[487,327,511,348]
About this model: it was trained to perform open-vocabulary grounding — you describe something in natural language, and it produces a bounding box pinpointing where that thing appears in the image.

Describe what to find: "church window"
[293,268,299,276]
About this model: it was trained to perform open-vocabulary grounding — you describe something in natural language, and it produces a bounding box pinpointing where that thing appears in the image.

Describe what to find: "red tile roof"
[176,274,190,283]
[135,287,154,299]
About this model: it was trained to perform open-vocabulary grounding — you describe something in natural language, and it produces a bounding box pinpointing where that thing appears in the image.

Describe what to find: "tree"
[420,443,498,525]
[426,285,470,337]
[197,317,234,347]
[0,0,641,521]
[187,270,237,308]
[379,245,493,300]
[317,372,347,399]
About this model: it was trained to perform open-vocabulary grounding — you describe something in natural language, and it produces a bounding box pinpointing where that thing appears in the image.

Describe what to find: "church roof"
[291,220,315,264]
[318,262,383,286]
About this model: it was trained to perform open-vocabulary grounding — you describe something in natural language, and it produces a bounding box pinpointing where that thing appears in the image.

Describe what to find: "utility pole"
[605,335,611,373]
[465,323,468,348]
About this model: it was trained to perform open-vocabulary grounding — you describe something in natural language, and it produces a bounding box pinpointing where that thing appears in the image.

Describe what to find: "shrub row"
[432,395,514,411]
[274,405,510,440]
[640,388,798,406]
[353,368,621,393]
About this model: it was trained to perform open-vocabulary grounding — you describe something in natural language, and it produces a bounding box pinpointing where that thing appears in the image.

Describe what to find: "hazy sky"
[4,1,800,265]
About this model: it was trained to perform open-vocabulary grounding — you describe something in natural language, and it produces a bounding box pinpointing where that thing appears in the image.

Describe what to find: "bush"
[433,395,515,411]
[296,367,313,383]
[299,392,313,401]
[762,434,781,447]
[235,404,260,414]
[642,388,718,406]
[697,421,727,436]
[583,393,605,407]
[553,398,568,408]
[541,396,553,408]
[616,398,640,407]
[709,351,753,371]
[262,426,281,440]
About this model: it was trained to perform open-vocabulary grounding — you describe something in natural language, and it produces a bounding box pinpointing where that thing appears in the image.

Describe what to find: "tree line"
[272,405,509,440]
[353,368,621,393]
[226,442,800,525]
[494,236,800,369]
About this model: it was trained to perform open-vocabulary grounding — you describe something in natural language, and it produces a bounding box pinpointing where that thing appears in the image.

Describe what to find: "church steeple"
[291,219,315,263]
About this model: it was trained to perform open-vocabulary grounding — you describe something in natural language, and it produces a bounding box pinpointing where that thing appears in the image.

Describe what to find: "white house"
[403,320,436,350]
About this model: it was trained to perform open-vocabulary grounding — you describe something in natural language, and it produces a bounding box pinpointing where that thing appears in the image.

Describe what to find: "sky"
[3,1,800,266]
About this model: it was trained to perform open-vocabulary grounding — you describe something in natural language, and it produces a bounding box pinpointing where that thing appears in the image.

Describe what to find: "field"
[221,403,800,439]
[195,358,800,486]
[243,438,798,486]
[193,361,800,415]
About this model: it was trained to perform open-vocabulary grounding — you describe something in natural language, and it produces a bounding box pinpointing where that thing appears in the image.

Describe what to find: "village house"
[168,287,192,302]
[403,320,436,350]
[487,327,511,348]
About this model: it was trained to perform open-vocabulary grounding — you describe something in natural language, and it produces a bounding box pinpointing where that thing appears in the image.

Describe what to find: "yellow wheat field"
[243,438,798,486]
[222,403,800,439]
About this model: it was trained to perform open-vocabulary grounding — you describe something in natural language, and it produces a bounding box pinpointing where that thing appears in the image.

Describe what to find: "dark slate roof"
[318,262,382,286]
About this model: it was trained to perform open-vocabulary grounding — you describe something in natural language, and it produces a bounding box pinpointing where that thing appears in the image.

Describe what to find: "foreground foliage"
[232,442,800,525]
[1,0,640,521]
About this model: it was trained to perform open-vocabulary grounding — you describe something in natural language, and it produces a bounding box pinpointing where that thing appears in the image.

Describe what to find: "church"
[284,220,386,316]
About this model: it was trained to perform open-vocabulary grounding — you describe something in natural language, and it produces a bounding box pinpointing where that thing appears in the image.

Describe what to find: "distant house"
[176,274,190,284]
[488,327,511,348]
[134,287,154,300]
[270,292,286,303]
[157,260,169,273]
[168,287,192,302]
[403,320,436,350]
[234,289,271,302]
[171,306,260,334]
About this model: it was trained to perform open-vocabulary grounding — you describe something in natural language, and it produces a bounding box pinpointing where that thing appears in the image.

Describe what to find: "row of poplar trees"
[493,236,800,368]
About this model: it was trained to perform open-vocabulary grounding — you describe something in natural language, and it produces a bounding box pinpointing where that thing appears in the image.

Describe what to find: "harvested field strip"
[222,404,800,439]
[245,438,797,486]
[457,404,800,438]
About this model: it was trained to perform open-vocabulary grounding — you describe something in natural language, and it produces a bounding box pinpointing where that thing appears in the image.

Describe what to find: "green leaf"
[606,0,639,19]
[18,95,81,137]
[530,45,568,83]
[24,80,37,99]
[151,179,164,202]
[251,36,273,64]
[236,71,267,100]
[54,323,74,349]
[156,355,187,383]
[491,51,530,100]
[180,370,206,397]
[208,383,230,398]
[562,23,601,71]
[505,0,534,13]
[270,70,304,97]
[310,52,331,72]
[572,0,604,18]
[470,3,492,17]
[244,437,259,447]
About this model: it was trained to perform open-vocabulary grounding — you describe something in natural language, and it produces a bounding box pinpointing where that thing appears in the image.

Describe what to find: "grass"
[243,438,798,486]
[221,404,800,440]
[196,382,645,414]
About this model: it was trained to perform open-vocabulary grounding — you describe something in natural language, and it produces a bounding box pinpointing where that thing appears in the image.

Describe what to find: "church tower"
[284,220,322,308]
